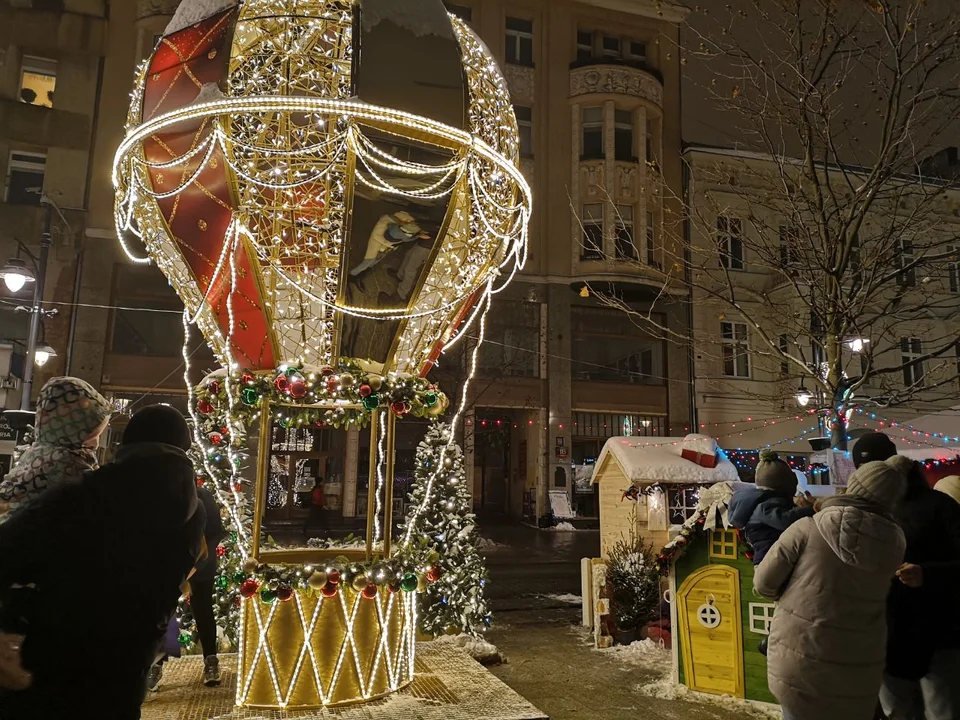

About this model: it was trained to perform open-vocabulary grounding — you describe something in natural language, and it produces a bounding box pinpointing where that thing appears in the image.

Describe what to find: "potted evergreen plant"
[606,536,660,645]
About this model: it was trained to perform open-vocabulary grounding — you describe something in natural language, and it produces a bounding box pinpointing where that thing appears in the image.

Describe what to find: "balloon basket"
[237,585,416,708]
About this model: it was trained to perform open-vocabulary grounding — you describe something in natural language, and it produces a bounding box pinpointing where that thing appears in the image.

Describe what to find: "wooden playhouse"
[592,435,739,557]
[660,481,777,704]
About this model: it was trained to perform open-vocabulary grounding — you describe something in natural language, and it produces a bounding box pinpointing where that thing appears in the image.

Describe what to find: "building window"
[628,41,647,61]
[948,246,959,293]
[897,237,916,287]
[111,265,186,357]
[614,109,634,162]
[667,487,700,524]
[901,337,925,389]
[443,2,472,21]
[573,412,664,438]
[710,529,738,559]
[576,29,593,61]
[749,603,776,635]
[646,211,658,267]
[571,307,666,385]
[581,203,604,260]
[717,215,744,270]
[5,151,46,205]
[581,106,604,160]
[721,321,750,378]
[602,35,621,58]
[615,205,636,260]
[19,56,56,108]
[514,105,533,157]
[478,302,540,377]
[505,17,534,66]
[780,225,800,267]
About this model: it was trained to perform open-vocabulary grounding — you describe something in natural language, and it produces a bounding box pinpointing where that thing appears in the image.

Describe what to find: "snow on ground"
[541,593,582,605]
[553,521,578,531]
[588,634,783,719]
[432,633,503,665]
[476,536,507,551]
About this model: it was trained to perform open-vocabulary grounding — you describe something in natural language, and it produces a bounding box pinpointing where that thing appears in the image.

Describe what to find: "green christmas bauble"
[233,571,246,585]
[424,392,439,407]
[240,386,260,406]
[361,394,380,411]
[178,631,193,647]
[400,573,419,593]
[216,575,229,591]
[260,588,277,604]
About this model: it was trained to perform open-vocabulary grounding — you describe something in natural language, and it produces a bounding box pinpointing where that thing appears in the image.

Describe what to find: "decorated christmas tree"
[401,422,491,637]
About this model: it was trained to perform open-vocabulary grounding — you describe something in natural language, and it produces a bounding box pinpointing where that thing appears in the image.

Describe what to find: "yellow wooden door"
[677,565,744,698]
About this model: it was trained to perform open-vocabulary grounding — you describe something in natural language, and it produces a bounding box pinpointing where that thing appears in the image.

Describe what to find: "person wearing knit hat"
[754,456,907,720]
[852,431,898,469]
[0,404,204,719]
[877,458,960,720]
[729,450,813,566]
[933,475,960,505]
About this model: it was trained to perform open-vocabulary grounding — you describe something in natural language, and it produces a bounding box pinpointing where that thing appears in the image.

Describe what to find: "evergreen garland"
[400,423,491,636]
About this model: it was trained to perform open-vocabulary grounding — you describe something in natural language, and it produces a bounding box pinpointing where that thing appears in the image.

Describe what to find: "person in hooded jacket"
[754,458,907,720]
[0,404,204,720]
[0,376,112,517]
[879,458,960,720]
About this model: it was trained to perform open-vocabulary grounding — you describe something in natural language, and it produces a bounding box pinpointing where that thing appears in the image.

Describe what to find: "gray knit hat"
[846,459,907,511]
[755,450,798,496]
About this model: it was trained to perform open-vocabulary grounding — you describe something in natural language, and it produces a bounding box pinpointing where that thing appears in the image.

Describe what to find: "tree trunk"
[831,410,848,451]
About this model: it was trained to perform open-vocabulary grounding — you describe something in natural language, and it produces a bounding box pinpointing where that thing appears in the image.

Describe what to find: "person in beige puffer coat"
[754,459,907,720]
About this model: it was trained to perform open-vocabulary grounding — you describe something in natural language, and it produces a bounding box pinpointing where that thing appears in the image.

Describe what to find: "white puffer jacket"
[755,495,905,720]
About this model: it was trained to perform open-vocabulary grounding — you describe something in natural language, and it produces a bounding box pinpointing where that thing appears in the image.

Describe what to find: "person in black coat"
[147,483,225,691]
[880,456,960,720]
[0,404,204,720]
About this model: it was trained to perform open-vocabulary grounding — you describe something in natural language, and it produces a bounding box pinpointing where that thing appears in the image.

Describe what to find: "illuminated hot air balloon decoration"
[113,0,529,709]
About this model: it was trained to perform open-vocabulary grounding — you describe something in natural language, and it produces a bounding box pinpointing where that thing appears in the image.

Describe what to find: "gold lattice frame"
[113,3,531,376]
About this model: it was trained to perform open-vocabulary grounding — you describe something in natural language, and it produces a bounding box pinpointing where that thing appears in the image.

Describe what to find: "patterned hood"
[0,377,112,513]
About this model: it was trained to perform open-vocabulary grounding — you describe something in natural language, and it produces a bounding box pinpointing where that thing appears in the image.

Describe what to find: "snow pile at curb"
[541,593,582,605]
[600,638,670,670]
[476,536,507,551]
[636,677,782,718]
[432,634,504,665]
[553,521,577,531]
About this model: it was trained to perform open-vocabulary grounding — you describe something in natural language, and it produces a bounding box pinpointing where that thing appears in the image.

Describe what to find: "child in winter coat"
[729,450,814,654]
[0,377,112,518]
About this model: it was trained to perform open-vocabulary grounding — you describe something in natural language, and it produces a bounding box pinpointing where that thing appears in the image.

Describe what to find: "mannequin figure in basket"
[349,211,430,283]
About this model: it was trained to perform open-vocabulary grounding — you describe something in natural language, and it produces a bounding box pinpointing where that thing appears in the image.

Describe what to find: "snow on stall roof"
[165,0,237,36]
[593,437,739,485]
[898,447,960,462]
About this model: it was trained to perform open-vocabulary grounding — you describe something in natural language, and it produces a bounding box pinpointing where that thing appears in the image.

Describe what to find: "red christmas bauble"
[358,384,372,398]
[240,579,259,598]
[362,584,378,600]
[216,544,226,558]
[196,477,205,488]
[320,365,335,377]
[326,377,339,393]
[277,584,294,602]
[209,432,223,446]
[208,380,221,395]
[241,372,256,385]
[197,399,214,415]
[427,566,442,583]
[233,596,242,608]
[327,570,341,585]
[233,482,243,493]
[274,373,290,393]
[391,401,409,416]
[289,375,307,399]
[321,582,338,598]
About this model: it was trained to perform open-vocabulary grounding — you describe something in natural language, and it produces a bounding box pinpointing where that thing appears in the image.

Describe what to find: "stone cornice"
[570,65,662,106]
[574,0,689,23]
[137,0,179,20]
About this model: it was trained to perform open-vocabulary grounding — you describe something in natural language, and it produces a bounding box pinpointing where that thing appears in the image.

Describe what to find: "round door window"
[697,602,722,629]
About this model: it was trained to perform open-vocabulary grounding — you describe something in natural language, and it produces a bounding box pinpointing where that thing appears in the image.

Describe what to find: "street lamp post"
[19,205,52,411]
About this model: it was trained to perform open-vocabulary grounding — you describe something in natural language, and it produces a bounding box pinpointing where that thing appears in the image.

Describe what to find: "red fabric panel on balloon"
[141,10,276,370]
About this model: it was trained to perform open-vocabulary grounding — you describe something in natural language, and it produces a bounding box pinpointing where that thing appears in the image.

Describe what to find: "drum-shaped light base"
[237,586,416,708]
